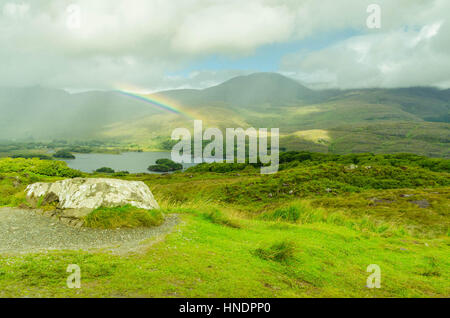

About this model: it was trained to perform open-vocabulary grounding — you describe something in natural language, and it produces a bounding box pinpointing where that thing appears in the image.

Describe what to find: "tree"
[95,167,115,173]
[53,150,75,159]
[148,159,183,172]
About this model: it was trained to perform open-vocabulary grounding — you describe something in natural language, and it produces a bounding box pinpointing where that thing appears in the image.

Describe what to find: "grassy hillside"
[0,154,448,297]
[281,122,450,158]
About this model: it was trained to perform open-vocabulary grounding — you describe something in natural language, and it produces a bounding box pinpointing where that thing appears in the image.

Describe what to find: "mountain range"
[0,72,448,157]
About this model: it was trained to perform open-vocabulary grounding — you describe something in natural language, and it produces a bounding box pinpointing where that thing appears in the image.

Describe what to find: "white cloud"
[281,19,450,89]
[0,0,449,89]
[172,1,295,54]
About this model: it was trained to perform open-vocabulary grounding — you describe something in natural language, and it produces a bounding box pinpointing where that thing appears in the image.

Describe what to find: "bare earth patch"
[0,208,179,255]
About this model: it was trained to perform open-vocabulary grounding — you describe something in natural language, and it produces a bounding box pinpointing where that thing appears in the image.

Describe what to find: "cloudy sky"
[0,0,449,91]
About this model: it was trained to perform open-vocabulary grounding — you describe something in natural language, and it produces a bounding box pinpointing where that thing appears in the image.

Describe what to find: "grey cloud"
[0,0,449,90]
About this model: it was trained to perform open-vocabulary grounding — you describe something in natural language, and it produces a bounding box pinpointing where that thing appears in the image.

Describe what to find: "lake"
[60,152,198,174]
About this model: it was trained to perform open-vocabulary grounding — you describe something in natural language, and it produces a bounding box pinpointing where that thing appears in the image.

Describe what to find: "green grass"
[261,202,318,223]
[0,155,448,297]
[254,240,297,262]
[202,209,241,229]
[83,205,164,229]
[0,209,448,297]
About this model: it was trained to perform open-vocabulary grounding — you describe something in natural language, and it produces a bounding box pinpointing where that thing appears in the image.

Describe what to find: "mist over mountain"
[0,87,158,140]
[157,72,338,108]
[0,73,448,156]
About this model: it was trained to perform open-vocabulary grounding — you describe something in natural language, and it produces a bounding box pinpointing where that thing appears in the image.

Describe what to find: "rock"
[26,178,160,221]
[369,198,394,205]
[18,203,29,209]
[410,200,430,209]
[400,194,415,198]
[42,192,59,206]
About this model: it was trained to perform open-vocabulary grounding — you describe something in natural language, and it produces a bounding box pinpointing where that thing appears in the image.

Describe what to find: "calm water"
[61,152,198,174]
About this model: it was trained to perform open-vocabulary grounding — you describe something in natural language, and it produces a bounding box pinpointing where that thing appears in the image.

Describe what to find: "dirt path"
[0,208,179,255]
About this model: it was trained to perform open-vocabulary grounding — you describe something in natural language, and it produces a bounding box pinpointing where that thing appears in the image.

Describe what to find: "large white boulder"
[26,178,160,222]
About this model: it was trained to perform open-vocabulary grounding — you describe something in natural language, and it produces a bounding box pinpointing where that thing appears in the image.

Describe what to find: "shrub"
[53,150,75,159]
[0,158,82,178]
[83,205,164,229]
[189,151,450,174]
[10,154,53,160]
[95,167,115,173]
[66,146,93,153]
[113,171,130,177]
[148,164,171,172]
[254,240,297,262]
[148,159,183,172]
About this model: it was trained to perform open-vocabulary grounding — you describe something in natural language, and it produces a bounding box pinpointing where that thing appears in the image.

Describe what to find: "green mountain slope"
[0,73,448,156]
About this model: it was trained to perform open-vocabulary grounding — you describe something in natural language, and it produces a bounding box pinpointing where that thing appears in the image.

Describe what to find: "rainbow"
[114,84,196,120]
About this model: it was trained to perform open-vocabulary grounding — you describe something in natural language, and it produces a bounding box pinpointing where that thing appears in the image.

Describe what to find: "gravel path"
[0,208,179,255]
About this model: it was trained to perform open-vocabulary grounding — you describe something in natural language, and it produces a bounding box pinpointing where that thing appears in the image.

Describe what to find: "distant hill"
[157,72,336,110]
[0,73,448,157]
[0,87,158,139]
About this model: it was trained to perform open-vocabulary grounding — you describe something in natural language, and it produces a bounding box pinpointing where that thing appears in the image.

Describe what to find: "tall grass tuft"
[261,201,324,224]
[203,209,241,228]
[254,240,297,262]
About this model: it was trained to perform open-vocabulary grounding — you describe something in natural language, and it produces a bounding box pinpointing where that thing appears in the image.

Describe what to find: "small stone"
[370,197,394,204]
[60,218,71,225]
[410,200,430,208]
[18,203,29,209]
